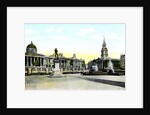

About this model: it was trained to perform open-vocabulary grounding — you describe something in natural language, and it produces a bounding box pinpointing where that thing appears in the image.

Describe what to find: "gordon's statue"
[54,48,58,58]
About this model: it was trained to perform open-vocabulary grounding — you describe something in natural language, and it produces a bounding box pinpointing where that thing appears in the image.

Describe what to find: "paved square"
[25,74,125,90]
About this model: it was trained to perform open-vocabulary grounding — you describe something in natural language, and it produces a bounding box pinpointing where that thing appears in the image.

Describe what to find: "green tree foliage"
[70,60,73,66]
[92,59,96,63]
[33,59,40,66]
[112,61,121,69]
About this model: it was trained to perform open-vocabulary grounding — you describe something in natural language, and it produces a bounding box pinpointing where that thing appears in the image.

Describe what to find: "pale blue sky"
[25,24,125,63]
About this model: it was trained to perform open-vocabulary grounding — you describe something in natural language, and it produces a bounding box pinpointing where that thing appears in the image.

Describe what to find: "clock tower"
[101,36,108,60]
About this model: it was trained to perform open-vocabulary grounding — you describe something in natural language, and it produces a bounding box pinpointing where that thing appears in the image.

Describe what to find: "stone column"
[59,60,61,71]
[30,57,32,66]
[80,62,82,71]
[44,58,47,67]
[25,57,26,66]
[28,57,30,66]
[38,57,40,66]
[49,59,51,67]
[26,57,28,66]
[40,58,42,66]
[41,58,43,66]
[33,57,35,65]
[49,59,50,67]
[40,58,42,67]
[64,61,65,71]
[47,59,49,67]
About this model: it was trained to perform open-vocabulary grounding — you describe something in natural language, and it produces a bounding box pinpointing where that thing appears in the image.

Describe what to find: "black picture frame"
[1,0,148,112]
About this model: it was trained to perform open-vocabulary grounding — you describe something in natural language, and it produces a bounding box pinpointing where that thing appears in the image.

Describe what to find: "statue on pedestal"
[48,48,63,78]
[107,57,114,73]
[54,48,59,63]
[54,48,58,59]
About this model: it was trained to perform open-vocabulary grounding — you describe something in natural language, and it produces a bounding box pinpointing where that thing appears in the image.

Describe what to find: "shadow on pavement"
[47,76,66,78]
[79,77,125,88]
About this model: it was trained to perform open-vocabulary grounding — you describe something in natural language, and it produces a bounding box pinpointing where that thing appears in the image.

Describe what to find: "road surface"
[25,74,125,90]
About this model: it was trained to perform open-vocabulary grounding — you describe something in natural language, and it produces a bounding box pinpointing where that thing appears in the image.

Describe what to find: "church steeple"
[101,36,108,60]
[102,36,106,47]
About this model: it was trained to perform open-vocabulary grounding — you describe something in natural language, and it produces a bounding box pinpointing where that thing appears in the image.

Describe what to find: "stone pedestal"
[47,59,64,78]
[53,63,60,71]
[53,62,63,76]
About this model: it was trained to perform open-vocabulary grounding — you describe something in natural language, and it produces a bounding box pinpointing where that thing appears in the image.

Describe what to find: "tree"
[113,61,121,69]
[33,59,40,66]
[70,60,73,66]
[92,59,96,63]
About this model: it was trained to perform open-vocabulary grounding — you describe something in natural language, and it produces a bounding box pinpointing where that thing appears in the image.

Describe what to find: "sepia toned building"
[25,41,85,75]
[25,41,46,67]
[120,54,125,70]
[88,37,123,71]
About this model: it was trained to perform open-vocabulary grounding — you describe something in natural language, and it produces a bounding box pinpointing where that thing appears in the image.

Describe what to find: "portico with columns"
[25,56,45,67]
[25,41,46,67]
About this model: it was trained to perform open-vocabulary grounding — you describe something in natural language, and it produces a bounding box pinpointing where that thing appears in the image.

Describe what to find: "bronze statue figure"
[54,48,58,58]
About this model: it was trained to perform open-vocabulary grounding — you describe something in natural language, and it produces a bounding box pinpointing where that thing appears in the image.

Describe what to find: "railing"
[25,66,85,75]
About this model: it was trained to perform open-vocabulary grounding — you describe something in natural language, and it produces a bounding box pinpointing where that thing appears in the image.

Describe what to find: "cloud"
[89,34,101,40]
[48,35,69,41]
[46,27,63,33]
[25,29,39,35]
[76,28,97,36]
[107,33,120,40]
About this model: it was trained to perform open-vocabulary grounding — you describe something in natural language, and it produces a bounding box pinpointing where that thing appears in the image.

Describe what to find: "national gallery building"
[25,41,85,74]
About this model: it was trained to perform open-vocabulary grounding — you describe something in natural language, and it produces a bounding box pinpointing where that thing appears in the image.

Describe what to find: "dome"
[26,41,37,54]
[27,41,37,49]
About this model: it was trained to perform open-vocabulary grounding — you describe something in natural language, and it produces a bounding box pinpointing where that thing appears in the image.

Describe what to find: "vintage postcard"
[25,24,125,90]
